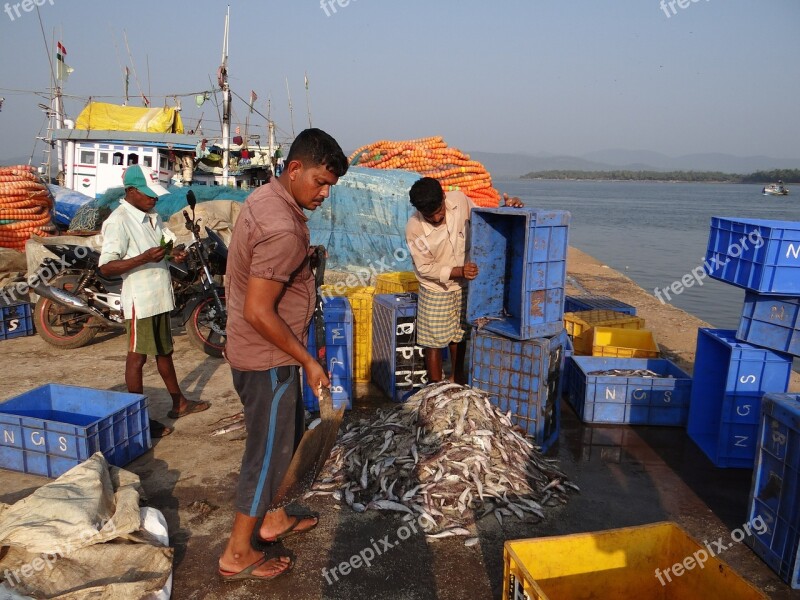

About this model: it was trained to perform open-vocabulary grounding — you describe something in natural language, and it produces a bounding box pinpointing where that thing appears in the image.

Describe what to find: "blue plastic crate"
[566,356,692,425]
[737,292,800,357]
[302,297,354,412]
[470,328,568,452]
[746,393,800,589]
[0,302,34,340]
[705,217,800,294]
[371,294,427,402]
[467,208,570,340]
[687,329,793,468]
[564,295,637,316]
[0,384,150,478]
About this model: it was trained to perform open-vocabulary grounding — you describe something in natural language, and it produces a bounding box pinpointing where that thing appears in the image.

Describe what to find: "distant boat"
[762,181,789,196]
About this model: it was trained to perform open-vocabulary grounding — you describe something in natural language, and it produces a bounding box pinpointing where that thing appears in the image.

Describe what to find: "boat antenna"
[34,7,59,179]
[123,30,147,106]
[219,5,231,185]
[285,77,295,138]
[304,71,312,128]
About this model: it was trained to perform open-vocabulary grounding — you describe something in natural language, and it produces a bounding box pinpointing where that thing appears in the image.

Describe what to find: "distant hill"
[469,149,800,179]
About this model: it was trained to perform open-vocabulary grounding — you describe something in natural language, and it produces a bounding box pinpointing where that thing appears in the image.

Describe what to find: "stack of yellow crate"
[563,310,646,355]
[374,271,419,295]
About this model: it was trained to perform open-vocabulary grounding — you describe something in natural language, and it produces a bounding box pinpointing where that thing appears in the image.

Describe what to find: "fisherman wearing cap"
[99,165,210,437]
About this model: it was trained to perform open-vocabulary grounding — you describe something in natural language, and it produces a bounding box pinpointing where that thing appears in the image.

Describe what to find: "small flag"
[249,90,257,113]
[304,73,309,90]
[235,126,241,135]
[56,41,74,82]
[124,66,129,103]
[141,93,149,107]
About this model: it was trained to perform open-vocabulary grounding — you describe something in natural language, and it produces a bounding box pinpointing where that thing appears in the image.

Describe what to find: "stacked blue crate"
[687,329,793,468]
[371,293,427,402]
[690,217,800,469]
[466,207,571,451]
[0,301,34,340]
[737,292,800,355]
[470,329,568,452]
[746,393,800,589]
[467,208,570,340]
[302,297,353,412]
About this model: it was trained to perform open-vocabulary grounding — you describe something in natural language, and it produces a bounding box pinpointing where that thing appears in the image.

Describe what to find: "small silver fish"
[210,420,246,436]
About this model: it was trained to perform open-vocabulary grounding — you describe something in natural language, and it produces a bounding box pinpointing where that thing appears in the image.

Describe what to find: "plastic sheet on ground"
[0,453,173,599]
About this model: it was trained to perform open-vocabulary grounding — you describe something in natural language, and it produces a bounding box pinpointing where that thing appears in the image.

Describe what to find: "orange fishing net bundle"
[0,165,57,250]
[349,137,501,207]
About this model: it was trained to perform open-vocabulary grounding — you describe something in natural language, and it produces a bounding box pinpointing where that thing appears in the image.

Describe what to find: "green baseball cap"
[123,165,169,198]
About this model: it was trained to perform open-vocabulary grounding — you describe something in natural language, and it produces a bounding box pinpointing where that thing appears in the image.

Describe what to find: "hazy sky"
[1,0,799,164]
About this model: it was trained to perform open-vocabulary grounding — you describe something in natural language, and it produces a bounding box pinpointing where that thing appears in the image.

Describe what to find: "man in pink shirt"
[218,129,348,582]
[406,177,522,384]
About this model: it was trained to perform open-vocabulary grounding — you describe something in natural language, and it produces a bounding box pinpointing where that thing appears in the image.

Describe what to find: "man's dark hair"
[285,128,348,177]
[409,177,444,215]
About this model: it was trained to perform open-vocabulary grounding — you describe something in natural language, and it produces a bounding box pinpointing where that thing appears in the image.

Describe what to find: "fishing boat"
[762,181,789,196]
[40,7,280,199]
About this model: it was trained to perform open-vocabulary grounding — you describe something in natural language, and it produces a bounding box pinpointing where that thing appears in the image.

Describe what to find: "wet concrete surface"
[0,336,798,598]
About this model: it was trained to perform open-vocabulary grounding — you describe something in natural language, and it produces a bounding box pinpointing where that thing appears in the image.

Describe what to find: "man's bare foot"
[219,549,292,579]
[259,508,318,543]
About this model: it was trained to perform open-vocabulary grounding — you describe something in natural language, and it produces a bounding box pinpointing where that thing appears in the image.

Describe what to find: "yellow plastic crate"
[564,310,646,355]
[321,285,375,382]
[591,326,660,358]
[374,271,420,295]
[504,522,767,600]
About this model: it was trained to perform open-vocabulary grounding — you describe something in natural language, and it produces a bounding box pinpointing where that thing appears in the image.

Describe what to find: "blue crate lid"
[373,292,418,310]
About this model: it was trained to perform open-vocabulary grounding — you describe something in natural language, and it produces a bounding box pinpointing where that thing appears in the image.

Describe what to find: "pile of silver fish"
[306,381,578,542]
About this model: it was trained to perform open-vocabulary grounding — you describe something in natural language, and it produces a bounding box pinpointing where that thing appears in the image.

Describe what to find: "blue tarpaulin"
[308,167,419,271]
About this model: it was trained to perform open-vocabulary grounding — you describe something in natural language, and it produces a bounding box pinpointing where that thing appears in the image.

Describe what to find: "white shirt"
[99,200,175,320]
[405,191,475,293]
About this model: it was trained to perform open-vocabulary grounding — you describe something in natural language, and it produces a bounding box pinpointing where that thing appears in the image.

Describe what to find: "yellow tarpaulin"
[75,102,184,133]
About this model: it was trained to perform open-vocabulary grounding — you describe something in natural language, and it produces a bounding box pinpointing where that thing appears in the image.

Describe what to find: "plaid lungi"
[416,286,468,348]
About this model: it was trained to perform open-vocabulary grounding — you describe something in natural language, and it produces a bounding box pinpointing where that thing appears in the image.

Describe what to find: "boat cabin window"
[126,154,139,166]
[112,152,124,165]
[79,150,96,165]
[143,156,153,168]
[99,152,109,165]
[159,156,168,170]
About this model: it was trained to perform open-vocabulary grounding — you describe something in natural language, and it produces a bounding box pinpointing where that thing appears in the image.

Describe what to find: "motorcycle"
[32,191,228,357]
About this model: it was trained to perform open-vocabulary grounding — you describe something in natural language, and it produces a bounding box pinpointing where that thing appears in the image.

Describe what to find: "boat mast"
[220,6,231,186]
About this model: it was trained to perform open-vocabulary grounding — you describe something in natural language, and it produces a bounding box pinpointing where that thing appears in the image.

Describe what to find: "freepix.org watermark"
[322,512,435,585]
[4,0,55,22]
[0,246,90,306]
[659,0,710,19]
[320,0,359,17]
[654,516,767,586]
[653,228,763,305]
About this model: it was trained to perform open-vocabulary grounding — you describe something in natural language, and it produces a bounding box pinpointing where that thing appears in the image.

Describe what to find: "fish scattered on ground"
[306,382,579,545]
[210,417,245,436]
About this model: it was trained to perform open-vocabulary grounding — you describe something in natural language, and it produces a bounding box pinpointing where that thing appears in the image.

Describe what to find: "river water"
[495,178,799,331]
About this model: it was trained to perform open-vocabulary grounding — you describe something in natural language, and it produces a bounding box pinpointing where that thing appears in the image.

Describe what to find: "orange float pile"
[349,137,501,207]
[0,165,57,251]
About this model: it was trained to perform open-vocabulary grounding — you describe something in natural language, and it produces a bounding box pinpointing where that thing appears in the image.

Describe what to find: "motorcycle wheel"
[186,294,226,358]
[34,273,101,349]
